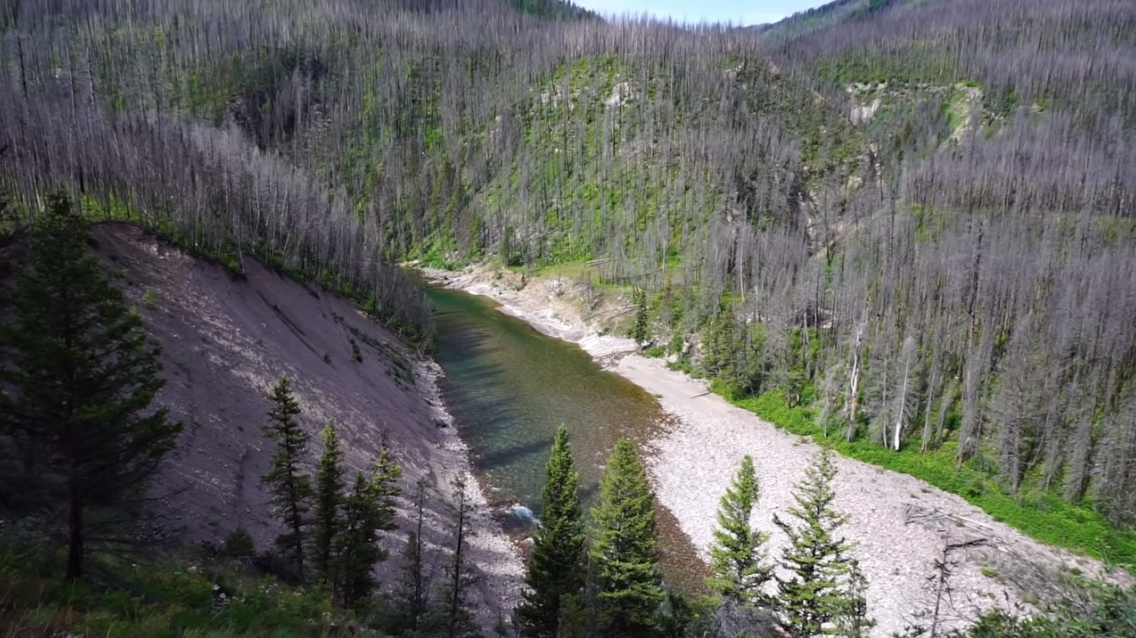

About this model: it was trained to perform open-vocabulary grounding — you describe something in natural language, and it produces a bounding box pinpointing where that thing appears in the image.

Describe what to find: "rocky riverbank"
[413,359,526,624]
[421,263,1112,636]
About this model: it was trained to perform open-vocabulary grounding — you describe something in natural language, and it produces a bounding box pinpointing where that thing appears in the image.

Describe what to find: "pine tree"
[633,288,650,345]
[590,438,664,638]
[337,473,381,608]
[443,474,482,638]
[369,440,403,540]
[707,455,774,607]
[0,192,182,580]
[397,478,432,631]
[516,425,586,638]
[262,375,314,582]
[833,560,874,638]
[336,443,402,609]
[314,423,345,586]
[774,448,854,638]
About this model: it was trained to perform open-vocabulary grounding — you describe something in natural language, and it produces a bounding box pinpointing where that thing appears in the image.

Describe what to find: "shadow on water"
[428,285,709,594]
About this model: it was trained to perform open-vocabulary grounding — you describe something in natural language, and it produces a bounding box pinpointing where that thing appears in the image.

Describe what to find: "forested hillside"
[1,0,1134,564]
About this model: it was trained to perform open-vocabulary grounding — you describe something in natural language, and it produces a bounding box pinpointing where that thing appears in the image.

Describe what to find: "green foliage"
[0,191,182,580]
[335,444,402,609]
[728,390,1136,565]
[834,560,874,638]
[963,578,1136,638]
[516,426,585,638]
[222,527,257,559]
[509,0,597,20]
[706,455,774,607]
[335,474,380,609]
[261,376,314,582]
[632,288,650,345]
[0,542,341,638]
[655,589,710,638]
[589,439,664,638]
[774,448,856,638]
[313,424,345,585]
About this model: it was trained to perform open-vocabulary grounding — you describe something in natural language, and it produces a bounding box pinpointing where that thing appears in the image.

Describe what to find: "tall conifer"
[707,454,774,607]
[0,192,182,580]
[590,438,663,638]
[774,448,854,638]
[262,375,314,581]
[516,425,585,638]
[442,474,481,638]
[314,423,345,585]
[335,442,402,608]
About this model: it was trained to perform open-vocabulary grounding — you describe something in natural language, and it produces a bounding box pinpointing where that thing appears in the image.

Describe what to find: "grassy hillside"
[1,538,342,638]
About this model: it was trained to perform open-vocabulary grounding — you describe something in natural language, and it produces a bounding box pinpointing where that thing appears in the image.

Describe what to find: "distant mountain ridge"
[758,0,912,41]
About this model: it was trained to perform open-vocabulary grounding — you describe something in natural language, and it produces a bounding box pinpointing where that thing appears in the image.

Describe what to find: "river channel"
[427,285,708,593]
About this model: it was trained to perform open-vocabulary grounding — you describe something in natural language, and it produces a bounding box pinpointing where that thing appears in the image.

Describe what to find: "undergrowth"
[724,389,1136,567]
[0,541,347,638]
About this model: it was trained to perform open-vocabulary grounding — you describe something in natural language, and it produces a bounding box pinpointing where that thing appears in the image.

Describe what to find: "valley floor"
[423,265,1113,637]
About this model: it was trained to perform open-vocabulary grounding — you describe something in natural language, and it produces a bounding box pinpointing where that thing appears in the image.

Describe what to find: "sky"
[572,0,831,27]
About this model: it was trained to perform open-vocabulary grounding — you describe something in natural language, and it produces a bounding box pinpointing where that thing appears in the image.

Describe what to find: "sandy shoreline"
[423,265,1111,636]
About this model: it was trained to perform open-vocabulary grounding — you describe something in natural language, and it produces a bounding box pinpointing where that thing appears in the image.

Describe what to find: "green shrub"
[222,526,257,559]
[725,389,1136,565]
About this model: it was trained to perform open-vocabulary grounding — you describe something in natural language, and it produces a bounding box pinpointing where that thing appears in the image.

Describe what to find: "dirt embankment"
[88,225,522,619]
[423,263,1117,637]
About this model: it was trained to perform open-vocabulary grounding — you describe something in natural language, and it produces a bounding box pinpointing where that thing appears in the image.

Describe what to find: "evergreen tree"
[833,560,874,638]
[707,455,774,607]
[633,288,650,345]
[443,474,482,638]
[589,438,664,638]
[774,448,854,638]
[336,443,402,609]
[556,594,589,638]
[314,423,345,585]
[0,192,182,580]
[336,472,382,608]
[396,478,432,631]
[370,439,403,540]
[262,375,314,582]
[516,425,586,638]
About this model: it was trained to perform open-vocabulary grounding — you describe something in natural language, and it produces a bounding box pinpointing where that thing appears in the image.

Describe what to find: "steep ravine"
[423,264,1115,637]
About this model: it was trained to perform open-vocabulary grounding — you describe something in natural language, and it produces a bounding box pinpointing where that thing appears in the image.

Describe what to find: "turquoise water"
[428,285,707,591]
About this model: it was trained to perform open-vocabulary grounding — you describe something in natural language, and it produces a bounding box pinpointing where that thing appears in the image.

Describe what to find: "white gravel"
[422,265,1113,636]
[416,359,526,624]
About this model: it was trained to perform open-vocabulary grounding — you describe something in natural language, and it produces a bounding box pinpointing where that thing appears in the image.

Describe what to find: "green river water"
[427,285,707,592]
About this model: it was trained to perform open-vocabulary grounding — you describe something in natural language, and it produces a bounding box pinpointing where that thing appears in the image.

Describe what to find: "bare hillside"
[86,224,522,613]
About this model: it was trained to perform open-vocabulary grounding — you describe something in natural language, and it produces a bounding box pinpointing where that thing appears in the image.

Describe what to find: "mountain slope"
[0,0,1133,568]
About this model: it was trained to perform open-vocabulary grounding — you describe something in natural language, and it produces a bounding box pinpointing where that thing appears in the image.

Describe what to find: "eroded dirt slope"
[86,224,521,613]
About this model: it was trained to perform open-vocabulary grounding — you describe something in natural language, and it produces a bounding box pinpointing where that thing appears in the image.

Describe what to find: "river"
[428,285,708,593]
